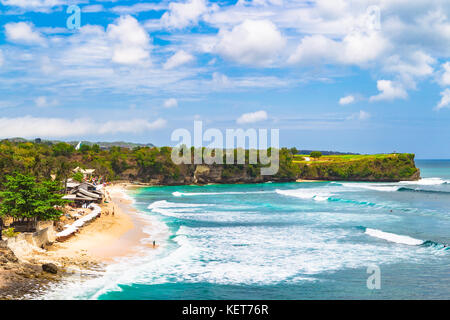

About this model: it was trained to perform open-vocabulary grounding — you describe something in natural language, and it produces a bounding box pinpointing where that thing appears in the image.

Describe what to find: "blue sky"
[1,0,450,158]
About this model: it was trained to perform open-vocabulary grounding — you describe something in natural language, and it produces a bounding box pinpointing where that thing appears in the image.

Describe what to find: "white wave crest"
[399,178,448,185]
[148,200,209,209]
[341,183,400,192]
[275,188,333,201]
[172,191,271,197]
[365,228,424,246]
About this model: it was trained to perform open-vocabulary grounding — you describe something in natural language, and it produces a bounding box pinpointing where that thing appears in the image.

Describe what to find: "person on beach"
[153,240,156,248]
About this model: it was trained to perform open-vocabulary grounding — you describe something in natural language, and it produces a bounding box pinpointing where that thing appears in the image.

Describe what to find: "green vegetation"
[0,172,68,221]
[294,153,419,181]
[2,227,19,238]
[310,151,322,158]
[0,140,419,188]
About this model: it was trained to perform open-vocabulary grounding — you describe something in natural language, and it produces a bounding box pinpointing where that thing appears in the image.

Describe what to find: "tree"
[0,172,67,222]
[79,144,91,153]
[52,142,74,157]
[91,144,100,153]
[310,151,322,158]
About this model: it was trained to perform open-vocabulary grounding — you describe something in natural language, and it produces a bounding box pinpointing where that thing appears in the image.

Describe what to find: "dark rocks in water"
[42,263,58,274]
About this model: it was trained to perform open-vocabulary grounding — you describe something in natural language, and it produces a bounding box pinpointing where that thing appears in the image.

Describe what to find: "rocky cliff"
[128,153,420,185]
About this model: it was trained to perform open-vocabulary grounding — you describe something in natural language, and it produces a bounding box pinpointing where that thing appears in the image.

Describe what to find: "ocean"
[42,160,450,299]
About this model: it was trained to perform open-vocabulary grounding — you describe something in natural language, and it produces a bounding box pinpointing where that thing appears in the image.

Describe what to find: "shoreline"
[0,183,151,299]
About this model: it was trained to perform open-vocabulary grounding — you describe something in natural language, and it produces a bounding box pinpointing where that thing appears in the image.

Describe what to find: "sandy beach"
[48,184,151,262]
[0,184,150,299]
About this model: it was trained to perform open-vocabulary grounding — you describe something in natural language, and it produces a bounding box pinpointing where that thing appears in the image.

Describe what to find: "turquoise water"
[44,160,450,299]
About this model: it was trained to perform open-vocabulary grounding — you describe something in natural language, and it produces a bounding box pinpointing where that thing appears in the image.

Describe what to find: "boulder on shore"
[42,263,58,274]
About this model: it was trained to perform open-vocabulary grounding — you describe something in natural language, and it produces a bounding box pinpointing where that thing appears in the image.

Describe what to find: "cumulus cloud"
[215,19,285,66]
[288,30,388,66]
[236,110,268,124]
[5,22,45,45]
[369,80,408,102]
[107,15,151,65]
[436,88,450,110]
[161,0,208,29]
[163,50,194,69]
[0,117,167,138]
[164,98,178,108]
[339,95,355,105]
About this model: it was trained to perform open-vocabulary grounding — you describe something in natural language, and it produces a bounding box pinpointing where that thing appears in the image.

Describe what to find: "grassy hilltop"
[293,153,420,182]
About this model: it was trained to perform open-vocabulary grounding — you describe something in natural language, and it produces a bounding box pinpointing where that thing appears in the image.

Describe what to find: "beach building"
[63,181,104,207]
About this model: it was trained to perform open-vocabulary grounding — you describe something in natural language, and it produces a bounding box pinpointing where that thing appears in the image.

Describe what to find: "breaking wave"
[362,227,449,251]
[399,177,449,185]
[172,191,272,197]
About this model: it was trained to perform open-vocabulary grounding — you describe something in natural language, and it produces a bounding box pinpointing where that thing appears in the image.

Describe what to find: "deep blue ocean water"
[42,160,450,299]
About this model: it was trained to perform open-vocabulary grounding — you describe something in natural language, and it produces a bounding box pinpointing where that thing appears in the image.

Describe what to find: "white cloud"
[287,35,336,64]
[161,0,208,29]
[164,98,178,108]
[439,62,450,86]
[111,3,167,14]
[0,0,63,12]
[34,96,58,107]
[215,19,286,66]
[436,88,450,110]
[288,30,388,66]
[348,110,370,120]
[339,95,355,105]
[98,118,167,134]
[0,50,3,67]
[107,15,151,65]
[212,72,231,88]
[5,22,45,45]
[0,116,167,138]
[236,110,268,124]
[163,50,194,69]
[383,51,435,89]
[83,5,104,13]
[369,80,408,102]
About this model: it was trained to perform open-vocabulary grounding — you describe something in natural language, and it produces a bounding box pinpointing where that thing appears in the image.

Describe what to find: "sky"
[1,0,450,158]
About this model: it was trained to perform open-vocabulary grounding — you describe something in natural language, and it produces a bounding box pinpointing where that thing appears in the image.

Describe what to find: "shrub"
[310,151,322,158]
[2,227,19,238]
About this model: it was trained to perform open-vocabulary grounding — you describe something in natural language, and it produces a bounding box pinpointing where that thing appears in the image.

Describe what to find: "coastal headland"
[0,140,420,187]
[0,140,420,299]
